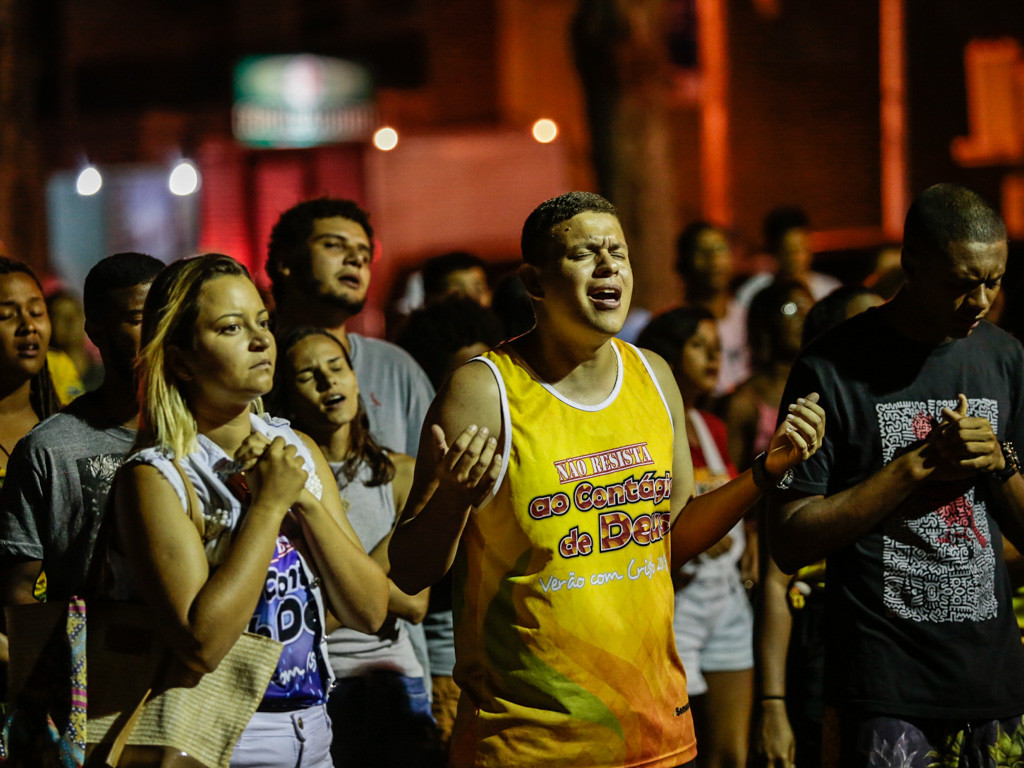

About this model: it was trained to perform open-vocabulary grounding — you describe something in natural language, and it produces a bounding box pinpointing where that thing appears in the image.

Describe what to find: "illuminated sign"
[233,55,377,148]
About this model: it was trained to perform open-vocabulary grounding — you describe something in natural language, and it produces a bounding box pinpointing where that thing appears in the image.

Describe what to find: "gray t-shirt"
[347,333,435,685]
[326,461,422,679]
[348,333,434,457]
[0,392,135,599]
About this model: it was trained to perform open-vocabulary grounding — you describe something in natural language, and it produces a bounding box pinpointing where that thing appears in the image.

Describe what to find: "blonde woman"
[114,254,389,768]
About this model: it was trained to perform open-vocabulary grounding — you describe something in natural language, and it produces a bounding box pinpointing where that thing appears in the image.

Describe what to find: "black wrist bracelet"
[760,695,785,701]
[751,452,794,491]
[992,441,1020,483]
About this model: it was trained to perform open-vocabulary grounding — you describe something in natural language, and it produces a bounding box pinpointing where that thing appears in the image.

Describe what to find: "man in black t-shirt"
[769,184,1024,767]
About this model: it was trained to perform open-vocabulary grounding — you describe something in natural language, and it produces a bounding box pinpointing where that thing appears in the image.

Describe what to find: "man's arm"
[754,552,796,768]
[768,445,931,574]
[388,361,503,595]
[0,557,42,605]
[639,350,824,566]
[0,440,48,605]
[938,392,1024,552]
[768,392,1008,574]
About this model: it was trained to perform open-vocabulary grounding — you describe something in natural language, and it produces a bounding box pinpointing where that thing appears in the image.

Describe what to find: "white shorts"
[673,573,754,696]
[230,703,333,768]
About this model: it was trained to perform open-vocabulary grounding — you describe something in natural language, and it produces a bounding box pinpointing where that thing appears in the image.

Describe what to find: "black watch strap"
[751,452,794,491]
[992,441,1020,483]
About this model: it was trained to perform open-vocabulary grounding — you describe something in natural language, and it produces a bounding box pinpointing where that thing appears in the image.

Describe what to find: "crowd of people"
[0,181,1020,768]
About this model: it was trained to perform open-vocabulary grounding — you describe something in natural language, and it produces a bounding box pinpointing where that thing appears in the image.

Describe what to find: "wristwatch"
[991,441,1020,483]
[751,452,794,491]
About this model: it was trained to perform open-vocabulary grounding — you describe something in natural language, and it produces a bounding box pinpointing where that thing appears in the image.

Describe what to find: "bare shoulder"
[118,461,183,508]
[636,347,674,385]
[390,452,416,490]
[294,429,322,458]
[434,359,502,434]
[636,347,684,412]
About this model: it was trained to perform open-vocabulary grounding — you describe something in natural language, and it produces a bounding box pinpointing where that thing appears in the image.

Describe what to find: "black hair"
[491,272,535,340]
[903,183,1006,265]
[270,326,395,489]
[802,285,880,346]
[266,197,374,305]
[747,278,812,368]
[636,306,716,366]
[0,257,60,419]
[763,206,809,255]
[422,252,487,300]
[674,220,718,281]
[83,252,165,325]
[520,191,618,265]
[395,296,505,388]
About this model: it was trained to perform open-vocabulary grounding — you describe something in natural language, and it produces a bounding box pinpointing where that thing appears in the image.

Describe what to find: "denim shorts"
[673,574,754,696]
[230,703,333,768]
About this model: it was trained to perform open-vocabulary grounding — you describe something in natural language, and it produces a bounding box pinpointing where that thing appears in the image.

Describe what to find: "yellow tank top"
[450,339,696,768]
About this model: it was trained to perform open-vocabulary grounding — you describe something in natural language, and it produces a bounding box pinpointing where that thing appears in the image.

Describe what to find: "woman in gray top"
[272,326,442,768]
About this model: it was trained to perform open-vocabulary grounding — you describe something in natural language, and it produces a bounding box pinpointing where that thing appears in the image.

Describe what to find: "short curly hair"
[903,183,1006,263]
[266,197,374,305]
[520,191,618,266]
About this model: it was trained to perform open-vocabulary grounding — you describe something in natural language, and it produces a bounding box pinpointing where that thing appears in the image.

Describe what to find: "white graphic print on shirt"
[876,398,998,623]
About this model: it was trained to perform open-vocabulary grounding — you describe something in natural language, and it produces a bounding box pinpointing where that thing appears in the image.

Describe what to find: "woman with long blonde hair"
[114,253,388,767]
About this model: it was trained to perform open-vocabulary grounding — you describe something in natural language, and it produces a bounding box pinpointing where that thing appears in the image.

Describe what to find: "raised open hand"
[764,392,826,479]
[433,423,503,509]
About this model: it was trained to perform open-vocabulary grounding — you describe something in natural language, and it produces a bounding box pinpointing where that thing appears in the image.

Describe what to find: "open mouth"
[15,341,40,357]
[588,285,622,310]
[336,273,361,290]
[322,393,347,410]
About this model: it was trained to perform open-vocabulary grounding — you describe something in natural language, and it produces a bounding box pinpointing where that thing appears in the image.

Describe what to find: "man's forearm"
[0,558,43,606]
[769,450,928,573]
[989,473,1024,553]
[671,471,764,566]
[388,488,473,595]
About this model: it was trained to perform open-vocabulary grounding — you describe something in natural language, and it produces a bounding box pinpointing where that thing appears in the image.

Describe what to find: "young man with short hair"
[390,192,823,768]
[770,183,1024,766]
[267,197,434,457]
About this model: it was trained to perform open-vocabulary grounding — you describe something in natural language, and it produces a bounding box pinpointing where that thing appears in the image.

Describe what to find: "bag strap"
[104,688,151,767]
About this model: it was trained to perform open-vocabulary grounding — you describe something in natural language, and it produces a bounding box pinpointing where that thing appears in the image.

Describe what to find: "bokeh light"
[76,166,102,196]
[373,127,399,151]
[169,161,200,196]
[532,118,558,144]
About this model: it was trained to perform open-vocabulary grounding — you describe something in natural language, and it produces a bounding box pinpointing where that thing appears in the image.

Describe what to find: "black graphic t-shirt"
[781,308,1024,719]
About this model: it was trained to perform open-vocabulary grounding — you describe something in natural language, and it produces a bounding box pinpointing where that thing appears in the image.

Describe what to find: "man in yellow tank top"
[390,192,825,768]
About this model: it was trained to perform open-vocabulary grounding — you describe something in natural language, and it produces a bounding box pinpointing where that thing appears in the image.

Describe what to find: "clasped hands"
[923,393,1004,481]
[232,433,312,520]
